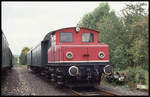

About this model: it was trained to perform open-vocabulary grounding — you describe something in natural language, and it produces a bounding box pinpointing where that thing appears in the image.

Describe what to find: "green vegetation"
[19,47,30,65]
[79,2,148,88]
[13,55,19,65]
[120,66,149,89]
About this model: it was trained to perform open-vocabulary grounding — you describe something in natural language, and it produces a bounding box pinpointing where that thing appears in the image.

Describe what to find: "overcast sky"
[2,1,148,55]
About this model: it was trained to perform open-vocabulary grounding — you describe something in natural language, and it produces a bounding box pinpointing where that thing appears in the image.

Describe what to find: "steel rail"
[68,85,121,96]
[71,89,82,96]
[95,87,121,96]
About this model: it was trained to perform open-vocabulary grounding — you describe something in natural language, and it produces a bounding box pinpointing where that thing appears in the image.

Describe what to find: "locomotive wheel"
[56,77,64,88]
[56,81,64,88]
[51,73,55,82]
[56,73,65,88]
[95,75,102,87]
[47,72,51,79]
[8,66,12,70]
[30,66,34,71]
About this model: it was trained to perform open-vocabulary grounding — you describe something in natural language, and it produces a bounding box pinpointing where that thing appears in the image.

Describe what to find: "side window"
[51,35,56,46]
[82,32,94,42]
[60,32,73,42]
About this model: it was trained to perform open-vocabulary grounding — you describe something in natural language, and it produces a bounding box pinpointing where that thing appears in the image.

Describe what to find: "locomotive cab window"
[60,32,73,42]
[82,32,94,42]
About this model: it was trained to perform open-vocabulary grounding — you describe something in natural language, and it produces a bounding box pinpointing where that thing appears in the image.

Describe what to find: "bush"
[120,66,148,87]
[113,66,148,87]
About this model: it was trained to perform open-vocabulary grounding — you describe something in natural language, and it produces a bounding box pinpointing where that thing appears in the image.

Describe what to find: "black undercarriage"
[29,62,112,88]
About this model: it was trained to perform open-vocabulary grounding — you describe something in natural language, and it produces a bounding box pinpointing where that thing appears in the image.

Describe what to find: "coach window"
[82,32,94,42]
[60,32,73,42]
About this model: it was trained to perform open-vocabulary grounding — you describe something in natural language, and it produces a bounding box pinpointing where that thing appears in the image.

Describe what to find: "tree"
[19,47,30,65]
[13,56,18,64]
[128,16,148,69]
[79,3,111,30]
[121,3,147,25]
[120,3,148,68]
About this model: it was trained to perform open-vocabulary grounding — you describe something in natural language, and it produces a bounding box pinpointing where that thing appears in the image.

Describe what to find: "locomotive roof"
[42,31,55,42]
[42,27,98,42]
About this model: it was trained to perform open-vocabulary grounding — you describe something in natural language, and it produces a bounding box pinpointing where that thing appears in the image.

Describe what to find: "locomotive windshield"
[60,32,73,42]
[82,32,94,42]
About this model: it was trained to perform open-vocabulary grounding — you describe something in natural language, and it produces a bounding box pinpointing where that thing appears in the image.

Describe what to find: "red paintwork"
[48,27,109,63]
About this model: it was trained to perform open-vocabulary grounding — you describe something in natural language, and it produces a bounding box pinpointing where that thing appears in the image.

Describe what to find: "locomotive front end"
[60,44,112,84]
[47,27,113,87]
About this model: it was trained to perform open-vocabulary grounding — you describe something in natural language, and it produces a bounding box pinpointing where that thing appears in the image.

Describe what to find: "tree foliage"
[128,16,148,69]
[13,56,18,64]
[19,47,30,65]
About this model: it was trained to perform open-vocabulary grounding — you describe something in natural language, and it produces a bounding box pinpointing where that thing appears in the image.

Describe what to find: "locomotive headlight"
[76,27,80,32]
[98,52,105,59]
[76,24,80,32]
[66,52,73,59]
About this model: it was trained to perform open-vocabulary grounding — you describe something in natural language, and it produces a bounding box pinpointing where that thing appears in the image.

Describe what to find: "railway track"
[68,85,121,96]
[96,88,121,96]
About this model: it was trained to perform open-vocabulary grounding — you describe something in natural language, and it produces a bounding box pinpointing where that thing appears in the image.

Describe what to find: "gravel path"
[1,65,72,96]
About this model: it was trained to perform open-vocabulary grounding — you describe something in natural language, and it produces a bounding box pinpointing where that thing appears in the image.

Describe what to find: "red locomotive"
[27,26,113,87]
